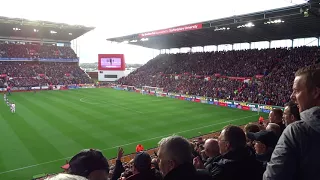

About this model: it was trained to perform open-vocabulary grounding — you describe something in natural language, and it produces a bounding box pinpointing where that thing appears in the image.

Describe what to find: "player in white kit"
[11,103,15,113]
[3,93,6,101]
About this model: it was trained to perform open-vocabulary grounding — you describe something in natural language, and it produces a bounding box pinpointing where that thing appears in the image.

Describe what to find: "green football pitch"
[0,88,262,180]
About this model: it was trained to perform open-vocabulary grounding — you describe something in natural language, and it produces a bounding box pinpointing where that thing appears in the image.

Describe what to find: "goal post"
[141,86,164,94]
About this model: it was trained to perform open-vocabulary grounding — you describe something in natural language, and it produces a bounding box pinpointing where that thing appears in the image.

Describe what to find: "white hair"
[158,135,192,165]
[266,123,281,136]
[45,174,88,180]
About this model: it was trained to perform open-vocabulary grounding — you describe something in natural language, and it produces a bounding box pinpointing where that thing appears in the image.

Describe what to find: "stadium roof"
[107,1,320,49]
[0,16,95,42]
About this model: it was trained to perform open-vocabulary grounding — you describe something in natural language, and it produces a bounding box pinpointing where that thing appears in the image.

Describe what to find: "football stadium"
[1,0,320,180]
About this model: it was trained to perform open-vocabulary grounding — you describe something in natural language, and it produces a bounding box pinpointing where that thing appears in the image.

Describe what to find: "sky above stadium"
[0,0,307,64]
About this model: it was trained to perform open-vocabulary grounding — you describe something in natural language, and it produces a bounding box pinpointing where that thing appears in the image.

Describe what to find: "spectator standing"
[264,64,320,180]
[111,148,125,180]
[268,109,285,133]
[282,101,301,126]
[157,135,211,180]
[210,125,264,180]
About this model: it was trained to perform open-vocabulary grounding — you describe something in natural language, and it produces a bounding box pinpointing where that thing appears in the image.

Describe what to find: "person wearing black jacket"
[268,108,286,133]
[157,135,211,180]
[209,125,264,180]
[247,130,278,169]
[126,152,162,180]
[193,139,220,172]
[111,148,125,180]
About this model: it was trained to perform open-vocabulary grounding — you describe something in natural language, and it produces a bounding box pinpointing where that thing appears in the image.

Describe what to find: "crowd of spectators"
[0,61,93,87]
[0,42,77,59]
[118,46,320,106]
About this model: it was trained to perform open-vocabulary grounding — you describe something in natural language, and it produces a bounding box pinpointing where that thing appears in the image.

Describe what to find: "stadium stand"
[0,17,95,89]
[117,47,320,106]
[0,61,93,87]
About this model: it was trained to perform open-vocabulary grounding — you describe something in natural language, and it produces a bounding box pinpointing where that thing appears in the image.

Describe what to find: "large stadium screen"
[98,54,125,71]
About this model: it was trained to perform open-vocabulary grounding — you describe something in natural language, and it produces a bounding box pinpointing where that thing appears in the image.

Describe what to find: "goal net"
[141,86,164,94]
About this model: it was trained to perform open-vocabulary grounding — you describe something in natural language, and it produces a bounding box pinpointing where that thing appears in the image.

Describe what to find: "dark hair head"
[285,101,301,120]
[272,108,283,120]
[295,64,320,90]
[223,125,246,149]
[244,123,260,133]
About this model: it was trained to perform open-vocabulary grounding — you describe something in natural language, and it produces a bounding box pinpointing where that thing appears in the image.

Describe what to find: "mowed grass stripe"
[17,95,109,149]
[28,91,150,150]
[48,91,157,143]
[0,107,40,172]
[14,99,84,157]
[0,104,65,162]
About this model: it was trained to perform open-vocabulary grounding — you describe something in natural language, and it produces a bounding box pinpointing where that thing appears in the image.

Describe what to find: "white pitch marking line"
[0,114,257,175]
[79,97,144,114]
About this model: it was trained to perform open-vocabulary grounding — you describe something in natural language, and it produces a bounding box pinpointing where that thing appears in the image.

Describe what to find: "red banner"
[255,75,264,79]
[194,99,201,103]
[0,74,7,78]
[242,106,250,111]
[219,102,228,107]
[139,23,203,37]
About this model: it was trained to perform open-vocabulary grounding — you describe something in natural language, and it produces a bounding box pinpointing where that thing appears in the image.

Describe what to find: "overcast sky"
[0,0,306,63]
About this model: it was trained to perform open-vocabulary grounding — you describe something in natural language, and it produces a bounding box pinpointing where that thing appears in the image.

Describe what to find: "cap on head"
[68,149,109,178]
[247,131,278,148]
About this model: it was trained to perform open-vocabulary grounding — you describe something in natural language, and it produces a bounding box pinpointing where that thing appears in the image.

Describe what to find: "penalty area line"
[0,114,257,175]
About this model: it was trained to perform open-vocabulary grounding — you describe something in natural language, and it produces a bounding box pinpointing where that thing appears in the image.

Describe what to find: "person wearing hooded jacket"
[264,64,320,180]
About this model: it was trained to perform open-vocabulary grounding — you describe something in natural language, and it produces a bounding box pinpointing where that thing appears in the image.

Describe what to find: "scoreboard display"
[98,54,125,71]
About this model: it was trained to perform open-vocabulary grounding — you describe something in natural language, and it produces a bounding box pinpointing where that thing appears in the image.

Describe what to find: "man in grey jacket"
[263,64,320,180]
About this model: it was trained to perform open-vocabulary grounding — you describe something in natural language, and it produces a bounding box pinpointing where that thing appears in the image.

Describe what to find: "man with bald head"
[193,139,220,171]
[203,139,220,171]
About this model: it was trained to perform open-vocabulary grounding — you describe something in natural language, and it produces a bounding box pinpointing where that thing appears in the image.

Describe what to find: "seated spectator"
[157,135,211,180]
[247,130,278,169]
[68,149,109,180]
[193,139,220,171]
[268,109,285,133]
[125,152,162,180]
[210,125,264,180]
[264,64,320,180]
[45,174,88,180]
[282,101,301,126]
